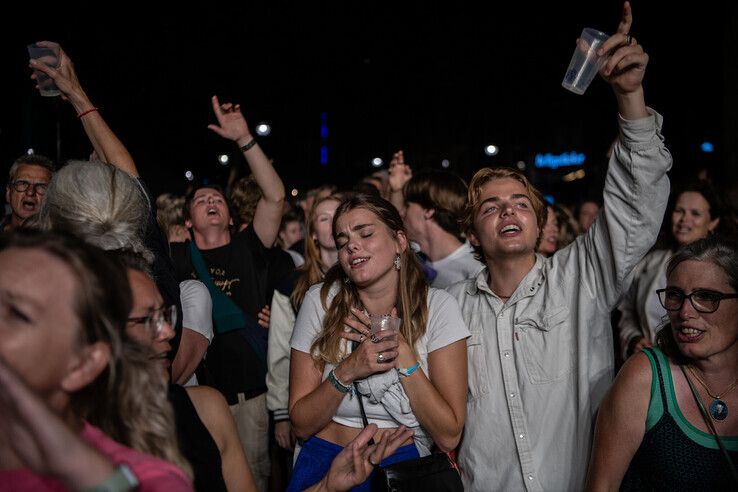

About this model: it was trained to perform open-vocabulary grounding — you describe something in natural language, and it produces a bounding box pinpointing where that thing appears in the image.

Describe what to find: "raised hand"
[597,2,648,96]
[207,95,253,146]
[389,151,412,194]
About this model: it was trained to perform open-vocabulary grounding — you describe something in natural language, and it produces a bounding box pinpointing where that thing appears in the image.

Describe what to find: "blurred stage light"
[484,145,499,156]
[441,159,450,168]
[218,154,229,165]
[256,123,271,136]
[372,157,384,167]
[185,170,194,181]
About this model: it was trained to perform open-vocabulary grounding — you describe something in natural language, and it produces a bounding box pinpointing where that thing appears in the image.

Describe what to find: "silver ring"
[377,353,385,363]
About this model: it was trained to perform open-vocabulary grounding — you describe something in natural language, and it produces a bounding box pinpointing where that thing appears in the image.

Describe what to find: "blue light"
[320,112,328,139]
[701,142,714,153]
[544,195,555,205]
[320,145,328,165]
[534,151,586,169]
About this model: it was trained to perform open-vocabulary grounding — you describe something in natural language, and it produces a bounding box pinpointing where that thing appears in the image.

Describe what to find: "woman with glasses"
[587,236,738,490]
[617,182,733,359]
[120,253,257,492]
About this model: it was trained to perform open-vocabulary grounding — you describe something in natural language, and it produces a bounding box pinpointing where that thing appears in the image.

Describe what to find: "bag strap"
[679,364,738,484]
[352,341,375,445]
[188,241,268,371]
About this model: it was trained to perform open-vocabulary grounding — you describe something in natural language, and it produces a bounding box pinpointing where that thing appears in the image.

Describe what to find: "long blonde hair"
[291,195,342,311]
[310,194,428,365]
[0,231,191,478]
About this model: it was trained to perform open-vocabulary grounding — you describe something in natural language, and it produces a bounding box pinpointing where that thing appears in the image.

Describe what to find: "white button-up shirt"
[447,111,672,491]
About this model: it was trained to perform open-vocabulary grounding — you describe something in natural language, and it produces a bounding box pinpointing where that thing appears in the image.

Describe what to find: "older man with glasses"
[4,154,55,230]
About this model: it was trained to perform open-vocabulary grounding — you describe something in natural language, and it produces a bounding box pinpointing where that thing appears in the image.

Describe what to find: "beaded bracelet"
[327,368,353,395]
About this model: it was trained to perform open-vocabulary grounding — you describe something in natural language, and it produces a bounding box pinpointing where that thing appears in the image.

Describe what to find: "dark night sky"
[1,2,734,205]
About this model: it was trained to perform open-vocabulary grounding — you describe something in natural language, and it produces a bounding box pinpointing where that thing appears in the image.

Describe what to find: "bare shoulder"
[609,351,654,403]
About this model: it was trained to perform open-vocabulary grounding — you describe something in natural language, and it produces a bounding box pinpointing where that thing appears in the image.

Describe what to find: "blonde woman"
[287,194,468,491]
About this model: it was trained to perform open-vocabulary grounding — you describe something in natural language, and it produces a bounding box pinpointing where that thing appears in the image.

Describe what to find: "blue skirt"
[287,434,420,491]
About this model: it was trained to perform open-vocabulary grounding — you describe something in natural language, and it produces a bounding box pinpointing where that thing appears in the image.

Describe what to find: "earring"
[394,254,401,271]
[344,277,351,285]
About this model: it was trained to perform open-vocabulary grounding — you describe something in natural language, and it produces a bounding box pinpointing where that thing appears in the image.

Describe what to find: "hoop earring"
[394,254,401,271]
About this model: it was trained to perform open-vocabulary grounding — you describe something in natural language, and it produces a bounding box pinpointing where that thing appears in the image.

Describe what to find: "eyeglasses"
[9,180,48,195]
[127,305,177,338]
[656,288,738,314]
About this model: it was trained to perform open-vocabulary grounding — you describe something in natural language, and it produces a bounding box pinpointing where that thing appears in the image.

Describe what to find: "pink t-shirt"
[0,422,192,491]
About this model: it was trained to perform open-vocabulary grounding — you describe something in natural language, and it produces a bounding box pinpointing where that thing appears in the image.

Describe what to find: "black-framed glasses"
[127,305,177,338]
[9,180,48,195]
[656,288,738,314]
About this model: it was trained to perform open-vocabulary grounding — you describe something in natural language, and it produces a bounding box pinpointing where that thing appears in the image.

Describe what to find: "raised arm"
[29,42,138,177]
[586,352,652,491]
[207,96,285,247]
[598,2,649,120]
[388,150,412,217]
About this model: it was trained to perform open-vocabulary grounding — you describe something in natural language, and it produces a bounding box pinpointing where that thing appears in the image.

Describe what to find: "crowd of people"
[2,2,737,491]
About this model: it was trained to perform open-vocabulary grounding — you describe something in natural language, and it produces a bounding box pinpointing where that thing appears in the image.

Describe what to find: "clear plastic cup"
[369,314,401,334]
[561,28,610,95]
[27,43,61,97]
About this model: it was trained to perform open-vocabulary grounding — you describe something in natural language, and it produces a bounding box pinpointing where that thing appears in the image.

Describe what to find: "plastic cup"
[27,43,61,97]
[369,314,401,334]
[561,28,610,95]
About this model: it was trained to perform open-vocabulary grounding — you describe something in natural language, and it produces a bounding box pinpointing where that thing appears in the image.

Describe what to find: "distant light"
[484,145,499,156]
[320,145,328,165]
[256,122,271,136]
[218,154,229,165]
[185,170,194,181]
[701,141,714,153]
[441,159,450,169]
[291,188,299,197]
[516,160,526,170]
[562,169,586,182]
[372,157,383,167]
[544,195,555,205]
[26,148,34,155]
[535,151,585,169]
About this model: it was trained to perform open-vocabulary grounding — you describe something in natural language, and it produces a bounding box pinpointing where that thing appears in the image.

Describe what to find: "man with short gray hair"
[3,154,55,230]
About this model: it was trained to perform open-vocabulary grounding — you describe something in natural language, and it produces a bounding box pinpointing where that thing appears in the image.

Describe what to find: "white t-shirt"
[290,283,470,431]
[179,280,213,387]
[428,241,484,289]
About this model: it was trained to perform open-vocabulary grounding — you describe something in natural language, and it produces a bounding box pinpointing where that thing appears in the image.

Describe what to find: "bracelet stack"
[327,368,353,395]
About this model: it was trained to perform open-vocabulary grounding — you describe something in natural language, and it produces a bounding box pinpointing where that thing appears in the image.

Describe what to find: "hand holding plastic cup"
[561,28,610,95]
[369,314,401,334]
[27,42,61,97]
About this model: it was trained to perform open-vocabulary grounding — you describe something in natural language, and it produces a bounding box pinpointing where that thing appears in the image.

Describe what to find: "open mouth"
[21,200,37,211]
[350,257,369,268]
[499,223,522,236]
[676,326,705,343]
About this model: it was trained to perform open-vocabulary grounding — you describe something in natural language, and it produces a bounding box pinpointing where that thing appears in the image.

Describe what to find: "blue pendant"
[710,399,729,421]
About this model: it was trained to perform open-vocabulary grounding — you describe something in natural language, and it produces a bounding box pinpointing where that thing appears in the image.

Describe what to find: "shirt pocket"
[517,306,573,384]
[466,330,490,400]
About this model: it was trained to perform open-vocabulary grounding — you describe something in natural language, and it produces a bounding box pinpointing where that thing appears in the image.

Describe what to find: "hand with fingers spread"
[207,95,254,147]
[334,307,400,383]
[308,424,414,492]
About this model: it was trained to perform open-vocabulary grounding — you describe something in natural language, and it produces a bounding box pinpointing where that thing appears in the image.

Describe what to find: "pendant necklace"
[687,365,738,422]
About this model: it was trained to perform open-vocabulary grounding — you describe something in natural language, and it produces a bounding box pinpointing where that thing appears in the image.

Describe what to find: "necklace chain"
[687,365,738,399]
